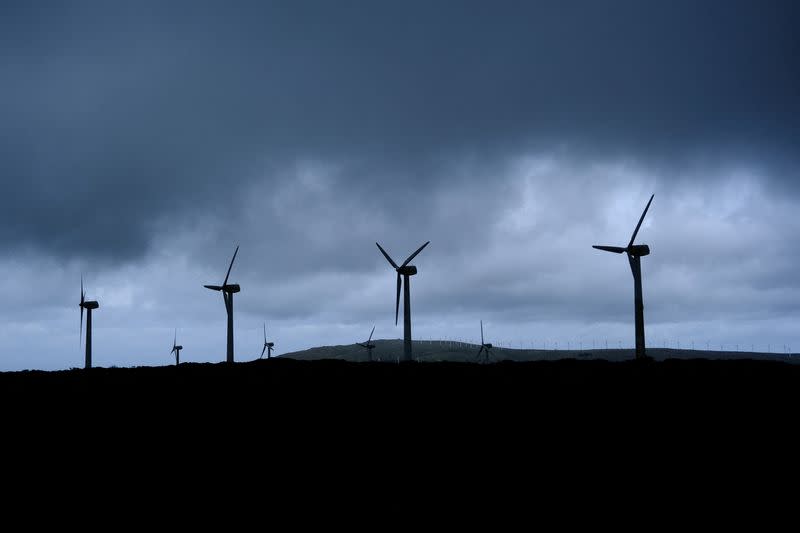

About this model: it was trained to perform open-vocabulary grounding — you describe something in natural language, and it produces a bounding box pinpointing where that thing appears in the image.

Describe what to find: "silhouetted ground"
[3,356,798,512]
[3,357,798,425]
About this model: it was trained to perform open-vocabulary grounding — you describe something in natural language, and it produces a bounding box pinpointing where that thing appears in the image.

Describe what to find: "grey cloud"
[2,0,798,263]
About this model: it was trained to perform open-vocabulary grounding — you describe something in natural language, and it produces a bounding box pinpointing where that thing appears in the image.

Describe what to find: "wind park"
[47,194,793,369]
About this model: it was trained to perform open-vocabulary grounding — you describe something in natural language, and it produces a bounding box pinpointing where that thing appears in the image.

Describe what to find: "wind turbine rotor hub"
[396,265,417,276]
[223,284,241,293]
[627,244,650,257]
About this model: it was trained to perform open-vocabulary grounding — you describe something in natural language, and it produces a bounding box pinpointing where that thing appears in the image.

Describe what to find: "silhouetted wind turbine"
[204,245,241,363]
[78,276,99,369]
[260,322,274,359]
[376,241,430,362]
[476,320,493,364]
[170,329,183,365]
[593,194,654,360]
[357,325,376,362]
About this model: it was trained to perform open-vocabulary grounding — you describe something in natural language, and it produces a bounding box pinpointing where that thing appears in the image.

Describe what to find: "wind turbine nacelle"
[223,284,241,293]
[629,244,650,257]
[81,301,100,309]
[484,343,493,349]
[175,345,183,351]
[397,265,418,276]
[266,342,274,348]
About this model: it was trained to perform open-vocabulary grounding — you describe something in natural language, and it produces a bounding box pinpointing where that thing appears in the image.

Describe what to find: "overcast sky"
[1,1,798,370]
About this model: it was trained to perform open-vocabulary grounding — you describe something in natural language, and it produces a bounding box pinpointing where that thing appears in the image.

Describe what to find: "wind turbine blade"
[376,242,399,268]
[593,245,627,254]
[80,276,85,346]
[260,345,267,358]
[174,329,177,347]
[481,320,484,345]
[367,325,375,344]
[264,322,267,343]
[204,285,223,291]
[401,241,430,267]
[222,245,239,287]
[477,346,484,358]
[628,194,654,247]
[395,272,401,326]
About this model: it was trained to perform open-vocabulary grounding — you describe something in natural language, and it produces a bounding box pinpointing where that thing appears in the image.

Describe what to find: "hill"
[280,338,799,364]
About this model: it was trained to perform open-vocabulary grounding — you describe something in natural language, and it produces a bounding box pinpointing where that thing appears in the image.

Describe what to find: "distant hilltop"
[280,339,799,365]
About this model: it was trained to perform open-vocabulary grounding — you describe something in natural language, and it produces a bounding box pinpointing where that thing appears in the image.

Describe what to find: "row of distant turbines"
[79,244,274,368]
[79,194,656,368]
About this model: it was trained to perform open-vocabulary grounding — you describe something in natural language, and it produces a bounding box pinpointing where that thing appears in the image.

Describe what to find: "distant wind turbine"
[260,322,274,359]
[204,245,241,363]
[376,241,430,362]
[357,325,376,362]
[593,194,654,360]
[79,276,100,369]
[170,329,183,365]
[476,320,493,364]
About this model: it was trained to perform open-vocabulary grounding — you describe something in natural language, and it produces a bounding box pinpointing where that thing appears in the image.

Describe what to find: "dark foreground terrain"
[3,357,798,513]
[4,357,798,427]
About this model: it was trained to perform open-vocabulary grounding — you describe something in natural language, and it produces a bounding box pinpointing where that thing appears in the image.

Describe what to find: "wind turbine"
[78,276,100,369]
[476,320,493,364]
[376,241,430,362]
[357,325,376,362]
[260,322,274,359]
[170,329,183,365]
[593,194,654,360]
[203,245,241,363]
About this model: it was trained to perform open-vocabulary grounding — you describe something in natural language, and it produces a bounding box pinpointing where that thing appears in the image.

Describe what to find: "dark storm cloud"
[1,0,798,263]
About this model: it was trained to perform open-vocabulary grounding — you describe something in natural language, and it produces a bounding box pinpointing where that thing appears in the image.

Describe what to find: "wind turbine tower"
[204,245,241,363]
[79,277,100,369]
[593,194,654,360]
[376,241,430,362]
